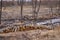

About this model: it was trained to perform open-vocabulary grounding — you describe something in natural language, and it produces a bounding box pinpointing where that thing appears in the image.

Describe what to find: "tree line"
[0,0,59,7]
[0,0,60,24]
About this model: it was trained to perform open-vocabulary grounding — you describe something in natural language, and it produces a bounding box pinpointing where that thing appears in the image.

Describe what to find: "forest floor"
[0,25,60,40]
[0,6,60,40]
[2,6,60,20]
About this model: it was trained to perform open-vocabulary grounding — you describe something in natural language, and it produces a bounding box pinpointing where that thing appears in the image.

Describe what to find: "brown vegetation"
[0,25,60,40]
[0,25,52,34]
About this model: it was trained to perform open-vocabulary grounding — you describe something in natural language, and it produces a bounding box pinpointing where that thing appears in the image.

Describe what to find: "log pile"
[0,25,52,34]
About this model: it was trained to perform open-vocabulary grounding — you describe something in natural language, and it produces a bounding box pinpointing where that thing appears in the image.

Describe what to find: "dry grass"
[0,6,60,40]
[0,25,60,40]
[2,6,60,20]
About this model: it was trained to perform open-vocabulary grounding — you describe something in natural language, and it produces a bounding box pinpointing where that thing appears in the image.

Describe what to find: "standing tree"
[48,0,53,16]
[58,0,60,14]
[32,0,41,20]
[12,0,17,6]
[0,0,2,24]
[20,0,24,23]
[32,0,41,25]
[48,0,53,25]
[4,0,7,10]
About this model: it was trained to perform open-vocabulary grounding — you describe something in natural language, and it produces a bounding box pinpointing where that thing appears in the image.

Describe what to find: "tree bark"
[20,0,24,23]
[0,0,2,24]
[12,0,17,6]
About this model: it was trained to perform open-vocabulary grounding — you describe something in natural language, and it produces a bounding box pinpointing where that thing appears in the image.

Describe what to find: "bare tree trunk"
[12,0,17,6]
[20,0,24,23]
[32,0,41,25]
[48,0,53,25]
[0,0,2,24]
[32,0,41,19]
[4,0,7,10]
[58,0,60,14]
